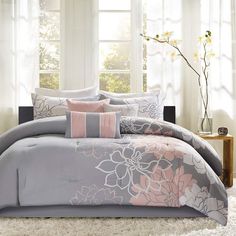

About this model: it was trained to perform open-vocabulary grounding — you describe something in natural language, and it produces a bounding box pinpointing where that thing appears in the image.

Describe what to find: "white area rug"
[0,197,235,236]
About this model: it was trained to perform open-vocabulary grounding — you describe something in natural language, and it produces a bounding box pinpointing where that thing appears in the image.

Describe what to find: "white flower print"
[120,117,153,134]
[96,145,170,196]
[180,183,227,225]
[70,185,123,205]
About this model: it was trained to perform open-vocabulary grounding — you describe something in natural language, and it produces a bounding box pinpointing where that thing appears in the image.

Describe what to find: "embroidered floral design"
[96,145,169,196]
[131,136,186,162]
[70,185,123,205]
[144,126,174,137]
[130,166,196,207]
[124,97,163,119]
[32,94,67,119]
[179,183,227,225]
[120,117,153,134]
[182,150,220,185]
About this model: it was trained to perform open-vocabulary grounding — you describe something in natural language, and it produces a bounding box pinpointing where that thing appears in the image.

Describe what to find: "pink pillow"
[67,99,110,112]
[65,111,121,138]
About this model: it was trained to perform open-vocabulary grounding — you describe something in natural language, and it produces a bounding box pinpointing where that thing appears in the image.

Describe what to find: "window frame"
[98,0,144,93]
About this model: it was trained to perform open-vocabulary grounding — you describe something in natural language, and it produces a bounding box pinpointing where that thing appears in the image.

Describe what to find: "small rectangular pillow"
[31,93,101,119]
[67,99,110,112]
[35,85,98,98]
[65,111,121,138]
[103,103,139,117]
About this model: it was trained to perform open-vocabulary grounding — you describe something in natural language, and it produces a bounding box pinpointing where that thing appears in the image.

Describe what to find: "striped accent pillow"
[65,111,121,138]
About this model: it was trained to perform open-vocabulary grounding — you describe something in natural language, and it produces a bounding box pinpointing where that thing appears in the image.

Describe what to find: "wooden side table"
[199,134,234,187]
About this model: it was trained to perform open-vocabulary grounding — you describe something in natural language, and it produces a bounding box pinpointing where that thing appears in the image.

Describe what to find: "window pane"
[40,73,59,89]
[100,43,130,70]
[40,42,60,70]
[99,73,130,93]
[99,0,130,10]
[40,0,60,11]
[99,13,130,40]
[40,12,60,40]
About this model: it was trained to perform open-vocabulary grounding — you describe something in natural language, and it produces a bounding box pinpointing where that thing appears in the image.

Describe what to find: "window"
[39,0,145,92]
[39,0,61,89]
[98,0,144,93]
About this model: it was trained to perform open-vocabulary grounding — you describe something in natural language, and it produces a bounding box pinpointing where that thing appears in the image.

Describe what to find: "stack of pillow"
[32,86,164,138]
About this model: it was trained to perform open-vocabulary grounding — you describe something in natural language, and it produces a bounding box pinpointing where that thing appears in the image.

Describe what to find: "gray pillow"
[32,93,101,120]
[100,94,163,120]
[65,111,121,138]
[103,103,139,117]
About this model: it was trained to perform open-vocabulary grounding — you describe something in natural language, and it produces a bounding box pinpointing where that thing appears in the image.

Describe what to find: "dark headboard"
[19,106,176,125]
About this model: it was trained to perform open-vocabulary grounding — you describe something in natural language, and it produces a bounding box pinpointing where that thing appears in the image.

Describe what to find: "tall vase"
[198,83,213,135]
[198,108,213,134]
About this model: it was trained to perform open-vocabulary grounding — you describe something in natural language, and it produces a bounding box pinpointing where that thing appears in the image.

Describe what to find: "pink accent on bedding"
[71,112,86,138]
[130,166,196,207]
[67,99,110,112]
[100,112,116,138]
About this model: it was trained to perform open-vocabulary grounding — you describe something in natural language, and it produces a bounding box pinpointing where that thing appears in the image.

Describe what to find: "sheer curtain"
[0,0,39,133]
[201,0,236,173]
[146,0,200,127]
[146,0,236,173]
[60,0,98,89]
[146,0,182,107]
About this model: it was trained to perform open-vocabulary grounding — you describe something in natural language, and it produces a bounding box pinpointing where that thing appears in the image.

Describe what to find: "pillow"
[31,93,101,119]
[103,103,139,117]
[101,95,163,120]
[35,85,97,98]
[67,99,110,112]
[65,111,121,138]
[99,90,161,98]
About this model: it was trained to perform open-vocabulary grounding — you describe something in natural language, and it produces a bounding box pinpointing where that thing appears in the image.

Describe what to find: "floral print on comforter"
[0,116,227,225]
[94,134,227,225]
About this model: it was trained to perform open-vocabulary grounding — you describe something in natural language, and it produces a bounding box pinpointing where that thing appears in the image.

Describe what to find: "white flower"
[70,185,123,205]
[96,146,165,196]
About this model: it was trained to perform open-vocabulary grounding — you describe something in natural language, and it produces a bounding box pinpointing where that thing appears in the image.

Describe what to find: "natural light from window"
[39,0,60,89]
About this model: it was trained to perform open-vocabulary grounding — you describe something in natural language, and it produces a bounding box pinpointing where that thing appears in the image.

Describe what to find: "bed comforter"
[0,116,227,225]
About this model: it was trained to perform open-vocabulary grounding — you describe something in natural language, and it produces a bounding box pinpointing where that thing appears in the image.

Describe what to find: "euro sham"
[99,90,161,98]
[67,99,110,112]
[31,93,101,119]
[103,103,139,117]
[100,95,163,120]
[65,111,121,138]
[35,85,98,98]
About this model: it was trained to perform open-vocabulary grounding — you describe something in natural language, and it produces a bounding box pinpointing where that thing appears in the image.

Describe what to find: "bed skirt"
[0,205,205,218]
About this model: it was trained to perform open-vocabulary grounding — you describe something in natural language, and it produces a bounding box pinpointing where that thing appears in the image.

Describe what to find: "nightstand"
[198,134,234,187]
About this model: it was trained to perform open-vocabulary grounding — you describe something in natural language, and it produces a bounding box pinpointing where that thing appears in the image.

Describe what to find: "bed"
[0,105,227,225]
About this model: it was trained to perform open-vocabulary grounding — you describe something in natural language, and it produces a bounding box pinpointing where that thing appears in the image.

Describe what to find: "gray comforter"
[0,116,227,225]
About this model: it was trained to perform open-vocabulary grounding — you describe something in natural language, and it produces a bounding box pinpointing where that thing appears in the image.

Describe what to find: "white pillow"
[35,85,98,98]
[31,93,100,119]
[99,90,161,98]
[102,95,163,120]
[103,103,139,117]
[100,90,164,120]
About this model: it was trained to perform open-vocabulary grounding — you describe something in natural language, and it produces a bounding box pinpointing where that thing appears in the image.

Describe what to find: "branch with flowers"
[141,31,215,132]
